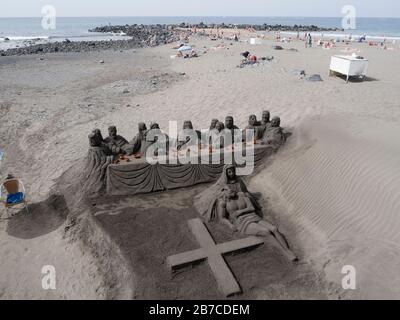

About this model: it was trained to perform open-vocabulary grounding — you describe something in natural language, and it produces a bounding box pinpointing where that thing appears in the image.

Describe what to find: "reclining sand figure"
[224,116,240,146]
[218,189,297,261]
[195,164,297,261]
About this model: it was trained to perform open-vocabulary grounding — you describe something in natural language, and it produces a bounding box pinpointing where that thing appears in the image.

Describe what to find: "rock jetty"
[0,23,342,56]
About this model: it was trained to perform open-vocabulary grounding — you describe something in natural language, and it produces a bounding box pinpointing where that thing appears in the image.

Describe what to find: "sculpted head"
[262,111,270,124]
[92,128,103,142]
[249,115,257,126]
[225,116,234,129]
[225,165,236,180]
[271,116,281,127]
[108,126,117,137]
[138,122,147,132]
[183,120,194,130]
[216,121,225,132]
[88,132,101,147]
[210,119,219,130]
[150,122,160,130]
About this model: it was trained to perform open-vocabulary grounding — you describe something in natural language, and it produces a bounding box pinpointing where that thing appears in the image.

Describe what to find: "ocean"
[1,16,400,50]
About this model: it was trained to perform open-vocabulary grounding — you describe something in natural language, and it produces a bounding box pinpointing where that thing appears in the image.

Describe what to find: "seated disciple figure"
[224,116,240,146]
[104,126,129,155]
[123,122,148,155]
[81,132,114,195]
[209,121,226,149]
[141,122,169,157]
[260,110,271,132]
[262,116,286,148]
[176,120,201,151]
[209,119,219,130]
[195,164,260,222]
[203,119,219,148]
[242,114,263,142]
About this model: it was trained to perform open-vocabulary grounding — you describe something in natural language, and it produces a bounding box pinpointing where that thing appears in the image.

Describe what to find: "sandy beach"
[1,31,400,299]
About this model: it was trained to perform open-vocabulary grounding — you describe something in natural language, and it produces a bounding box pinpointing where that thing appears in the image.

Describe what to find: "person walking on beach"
[306,33,312,48]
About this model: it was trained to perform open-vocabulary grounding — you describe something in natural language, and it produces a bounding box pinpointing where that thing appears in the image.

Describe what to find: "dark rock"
[306,74,323,82]
[292,69,306,77]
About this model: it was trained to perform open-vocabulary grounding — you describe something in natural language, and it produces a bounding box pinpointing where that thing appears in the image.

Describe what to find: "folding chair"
[0,178,29,215]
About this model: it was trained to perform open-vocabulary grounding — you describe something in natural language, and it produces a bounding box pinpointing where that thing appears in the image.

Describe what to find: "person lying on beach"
[176,48,198,59]
[238,51,258,68]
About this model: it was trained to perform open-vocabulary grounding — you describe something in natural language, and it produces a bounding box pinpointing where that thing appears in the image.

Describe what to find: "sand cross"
[167,218,264,297]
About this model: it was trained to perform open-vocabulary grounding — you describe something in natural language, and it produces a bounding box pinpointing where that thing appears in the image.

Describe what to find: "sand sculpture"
[81,131,113,195]
[177,120,202,150]
[80,113,289,197]
[104,125,129,155]
[123,122,148,155]
[262,116,286,147]
[243,114,263,141]
[194,164,297,262]
[259,110,271,135]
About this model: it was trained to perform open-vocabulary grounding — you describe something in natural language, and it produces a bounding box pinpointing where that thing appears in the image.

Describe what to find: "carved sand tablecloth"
[106,144,273,196]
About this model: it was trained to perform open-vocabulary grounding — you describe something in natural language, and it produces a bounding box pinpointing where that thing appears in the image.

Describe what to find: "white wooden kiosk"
[329,55,369,83]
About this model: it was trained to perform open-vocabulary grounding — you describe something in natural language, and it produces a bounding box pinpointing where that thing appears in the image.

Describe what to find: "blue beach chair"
[1,175,29,215]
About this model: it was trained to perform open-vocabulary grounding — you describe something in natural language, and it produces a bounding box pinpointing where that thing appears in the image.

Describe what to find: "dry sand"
[1,32,400,299]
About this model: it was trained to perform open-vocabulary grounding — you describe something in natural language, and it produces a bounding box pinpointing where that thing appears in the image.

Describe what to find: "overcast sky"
[1,0,399,18]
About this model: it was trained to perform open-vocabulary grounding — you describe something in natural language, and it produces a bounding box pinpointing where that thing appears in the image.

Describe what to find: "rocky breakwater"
[175,22,344,32]
[89,24,188,47]
[0,25,186,56]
